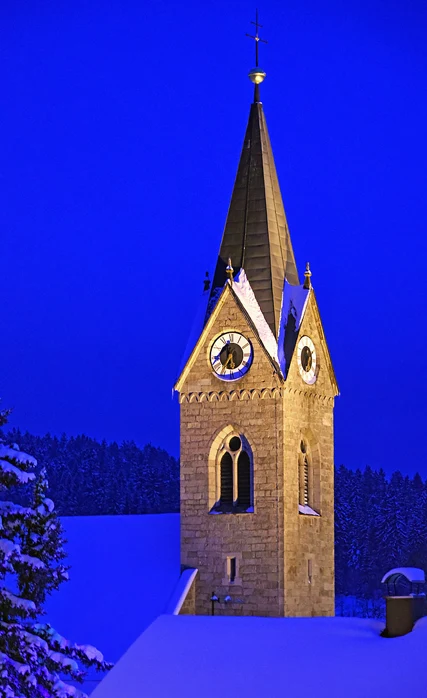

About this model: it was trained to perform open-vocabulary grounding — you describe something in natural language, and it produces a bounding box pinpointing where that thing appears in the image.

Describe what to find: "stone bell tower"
[174,20,338,617]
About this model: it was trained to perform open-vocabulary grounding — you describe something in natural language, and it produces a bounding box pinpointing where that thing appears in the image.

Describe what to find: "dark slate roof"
[209,100,299,338]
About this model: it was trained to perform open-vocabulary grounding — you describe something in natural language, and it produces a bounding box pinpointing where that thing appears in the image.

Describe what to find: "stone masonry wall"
[180,289,285,617]
[179,287,336,617]
[282,295,335,616]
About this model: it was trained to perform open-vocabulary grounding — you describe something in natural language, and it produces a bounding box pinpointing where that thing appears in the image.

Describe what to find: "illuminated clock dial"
[297,336,317,384]
[210,332,253,381]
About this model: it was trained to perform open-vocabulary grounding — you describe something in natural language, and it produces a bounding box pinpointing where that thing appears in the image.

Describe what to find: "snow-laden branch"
[0,458,35,484]
[0,444,37,467]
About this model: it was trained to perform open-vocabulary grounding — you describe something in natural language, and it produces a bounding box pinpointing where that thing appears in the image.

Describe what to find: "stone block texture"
[178,287,335,618]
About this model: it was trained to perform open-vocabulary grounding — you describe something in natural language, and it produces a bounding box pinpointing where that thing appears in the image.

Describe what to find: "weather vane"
[246,10,267,100]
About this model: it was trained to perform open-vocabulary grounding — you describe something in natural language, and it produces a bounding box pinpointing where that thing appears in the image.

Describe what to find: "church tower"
[175,21,338,617]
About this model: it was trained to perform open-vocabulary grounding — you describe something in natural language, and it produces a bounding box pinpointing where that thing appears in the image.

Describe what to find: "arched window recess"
[211,432,253,514]
[298,439,320,517]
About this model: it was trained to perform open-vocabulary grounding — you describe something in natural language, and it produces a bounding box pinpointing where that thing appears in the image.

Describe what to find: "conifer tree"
[376,470,407,570]
[0,409,112,697]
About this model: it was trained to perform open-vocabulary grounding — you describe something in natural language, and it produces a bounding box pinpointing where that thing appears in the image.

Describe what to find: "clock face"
[297,336,317,384]
[210,332,253,381]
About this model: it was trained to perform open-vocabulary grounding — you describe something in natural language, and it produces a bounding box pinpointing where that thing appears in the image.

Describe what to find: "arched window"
[212,431,253,513]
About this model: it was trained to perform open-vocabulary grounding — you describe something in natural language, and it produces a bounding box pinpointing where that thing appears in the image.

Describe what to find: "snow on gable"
[232,269,279,366]
[278,280,310,376]
[175,270,280,390]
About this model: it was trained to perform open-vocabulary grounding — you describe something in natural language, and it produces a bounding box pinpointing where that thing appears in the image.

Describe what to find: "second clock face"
[210,332,253,381]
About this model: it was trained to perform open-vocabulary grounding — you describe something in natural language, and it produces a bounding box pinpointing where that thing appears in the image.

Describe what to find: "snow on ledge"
[381,567,425,584]
[165,568,198,615]
[298,504,319,517]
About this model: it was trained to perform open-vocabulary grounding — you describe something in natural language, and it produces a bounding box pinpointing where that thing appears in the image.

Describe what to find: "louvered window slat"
[237,451,251,509]
[220,452,233,504]
[303,456,309,506]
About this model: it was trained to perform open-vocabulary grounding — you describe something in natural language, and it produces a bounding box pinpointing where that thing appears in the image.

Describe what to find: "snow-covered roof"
[232,269,279,365]
[92,614,427,698]
[381,567,425,584]
[278,280,310,376]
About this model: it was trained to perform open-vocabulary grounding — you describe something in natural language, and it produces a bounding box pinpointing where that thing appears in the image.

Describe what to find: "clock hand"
[223,352,235,370]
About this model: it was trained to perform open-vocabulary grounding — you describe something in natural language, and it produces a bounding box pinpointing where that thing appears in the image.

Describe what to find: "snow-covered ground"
[92,614,427,698]
[46,514,426,697]
[46,514,180,693]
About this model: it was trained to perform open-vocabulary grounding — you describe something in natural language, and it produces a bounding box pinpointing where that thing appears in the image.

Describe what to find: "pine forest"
[2,428,425,603]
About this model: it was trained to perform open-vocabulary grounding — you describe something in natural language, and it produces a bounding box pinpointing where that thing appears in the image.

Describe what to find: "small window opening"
[227,556,237,583]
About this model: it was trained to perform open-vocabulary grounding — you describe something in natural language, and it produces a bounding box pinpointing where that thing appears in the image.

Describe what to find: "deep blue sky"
[2,1,427,475]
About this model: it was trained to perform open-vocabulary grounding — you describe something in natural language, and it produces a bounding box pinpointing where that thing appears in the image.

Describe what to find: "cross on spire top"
[246,9,267,68]
[246,10,267,102]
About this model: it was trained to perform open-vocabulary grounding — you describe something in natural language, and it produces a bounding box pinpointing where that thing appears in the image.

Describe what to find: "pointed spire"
[203,271,210,292]
[209,93,299,337]
[303,262,312,289]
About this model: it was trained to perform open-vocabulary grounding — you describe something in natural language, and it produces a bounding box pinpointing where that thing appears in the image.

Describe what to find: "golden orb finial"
[226,258,234,283]
[248,68,266,85]
[303,262,312,290]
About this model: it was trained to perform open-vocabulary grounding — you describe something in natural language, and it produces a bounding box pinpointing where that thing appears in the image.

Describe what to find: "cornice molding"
[282,385,335,403]
[179,386,335,404]
[179,387,282,404]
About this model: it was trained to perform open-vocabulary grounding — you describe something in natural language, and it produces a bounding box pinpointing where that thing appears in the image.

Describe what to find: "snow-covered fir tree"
[0,409,112,697]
